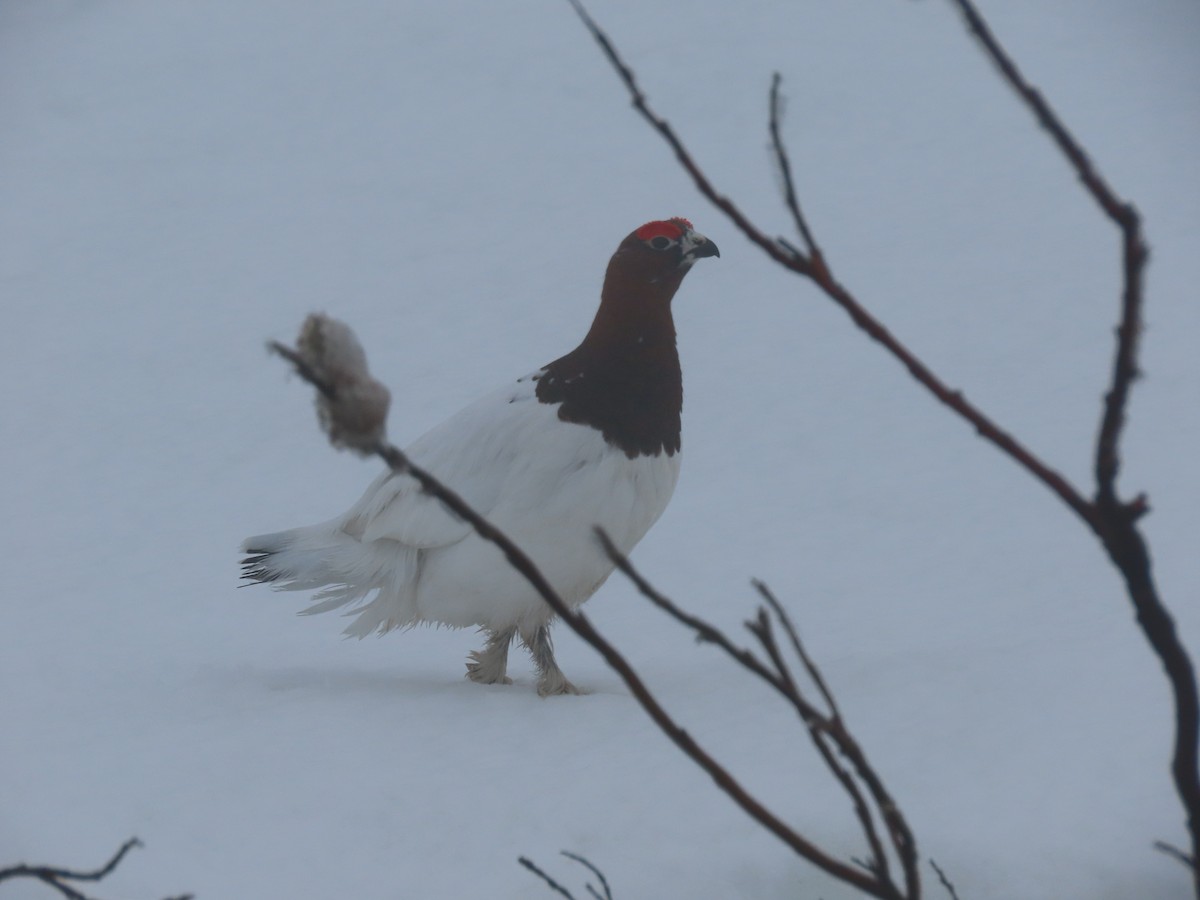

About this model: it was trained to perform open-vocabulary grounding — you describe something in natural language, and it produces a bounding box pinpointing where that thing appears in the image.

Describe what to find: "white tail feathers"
[240,524,423,637]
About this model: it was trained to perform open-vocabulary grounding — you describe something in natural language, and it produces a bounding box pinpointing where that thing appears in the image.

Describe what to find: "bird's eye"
[650,236,672,250]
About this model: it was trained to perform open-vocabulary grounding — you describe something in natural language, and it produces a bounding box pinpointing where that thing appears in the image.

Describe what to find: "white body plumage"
[244,372,680,638]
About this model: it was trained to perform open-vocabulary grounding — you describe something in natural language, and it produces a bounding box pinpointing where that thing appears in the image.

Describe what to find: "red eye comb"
[635,218,693,241]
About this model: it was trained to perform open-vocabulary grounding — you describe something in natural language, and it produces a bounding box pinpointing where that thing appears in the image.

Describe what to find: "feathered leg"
[522,624,585,696]
[465,626,516,685]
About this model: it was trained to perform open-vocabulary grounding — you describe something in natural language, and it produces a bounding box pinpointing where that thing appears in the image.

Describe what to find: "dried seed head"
[294,313,391,454]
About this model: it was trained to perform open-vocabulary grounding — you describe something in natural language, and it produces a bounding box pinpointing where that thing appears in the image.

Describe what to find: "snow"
[2,1,1197,898]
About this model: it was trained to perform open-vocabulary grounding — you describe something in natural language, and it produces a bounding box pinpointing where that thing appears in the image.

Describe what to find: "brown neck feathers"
[535,264,684,458]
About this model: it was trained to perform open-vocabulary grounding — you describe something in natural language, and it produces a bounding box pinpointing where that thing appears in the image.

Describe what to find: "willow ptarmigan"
[241,218,719,695]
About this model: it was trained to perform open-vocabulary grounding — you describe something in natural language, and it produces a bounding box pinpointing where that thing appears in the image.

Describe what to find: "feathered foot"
[466,626,516,685]
[523,624,587,696]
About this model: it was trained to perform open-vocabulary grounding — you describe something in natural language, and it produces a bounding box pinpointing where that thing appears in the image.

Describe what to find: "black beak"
[687,237,720,260]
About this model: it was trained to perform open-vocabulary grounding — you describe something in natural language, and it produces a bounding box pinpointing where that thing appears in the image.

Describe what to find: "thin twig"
[560,852,614,900]
[745,608,812,722]
[746,586,894,886]
[929,858,963,900]
[767,72,825,275]
[754,581,918,899]
[1153,840,1196,871]
[598,525,913,898]
[0,838,190,900]
[0,845,140,900]
[746,605,894,889]
[945,0,1149,512]
[740,603,887,866]
[519,856,577,899]
[753,579,842,722]
[565,0,1098,535]
[942,0,1147,510]
[569,0,1199,891]
[594,530,810,718]
[945,0,1199,889]
[268,340,337,400]
[564,0,813,277]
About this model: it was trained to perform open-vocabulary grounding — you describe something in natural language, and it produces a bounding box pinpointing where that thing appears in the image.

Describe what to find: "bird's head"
[609,217,720,289]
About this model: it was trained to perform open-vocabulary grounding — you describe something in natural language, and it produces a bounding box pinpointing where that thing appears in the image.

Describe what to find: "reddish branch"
[601,531,918,898]
[270,342,909,899]
[756,581,917,897]
[567,0,1199,889]
[945,7,1198,887]
[566,0,1096,530]
[947,0,1149,506]
[566,0,1093,529]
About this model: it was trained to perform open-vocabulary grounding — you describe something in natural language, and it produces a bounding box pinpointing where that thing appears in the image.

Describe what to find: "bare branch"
[753,579,841,722]
[943,0,1149,513]
[746,604,894,889]
[943,0,1200,887]
[560,852,614,900]
[597,525,916,898]
[759,581,918,897]
[566,0,1098,536]
[519,856,578,899]
[568,0,1200,889]
[0,838,141,898]
[271,333,901,899]
[520,852,615,900]
[943,0,1147,508]
[767,72,826,275]
[564,0,813,278]
[593,530,807,715]
[744,608,810,717]
[929,858,963,900]
[1154,840,1195,871]
[268,341,335,399]
[0,838,190,900]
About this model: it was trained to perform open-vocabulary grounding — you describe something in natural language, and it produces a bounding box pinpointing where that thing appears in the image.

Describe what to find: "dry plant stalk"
[567,0,1198,893]
[268,5,1197,895]
[0,838,191,900]
[518,851,614,900]
[270,313,391,455]
[270,319,921,899]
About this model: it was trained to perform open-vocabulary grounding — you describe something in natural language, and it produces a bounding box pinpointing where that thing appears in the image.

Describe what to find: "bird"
[241,217,719,695]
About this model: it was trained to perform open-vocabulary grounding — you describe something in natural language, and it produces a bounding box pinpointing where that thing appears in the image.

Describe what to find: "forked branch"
[519,851,614,900]
[269,327,911,899]
[566,0,1095,532]
[944,6,1197,881]
[946,0,1148,510]
[0,838,191,900]
[599,530,918,898]
[567,0,1199,890]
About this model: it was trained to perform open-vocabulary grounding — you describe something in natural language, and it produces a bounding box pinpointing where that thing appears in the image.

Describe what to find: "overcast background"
[2,1,1198,897]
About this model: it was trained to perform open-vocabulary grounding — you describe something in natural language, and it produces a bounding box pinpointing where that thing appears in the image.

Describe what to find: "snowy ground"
[3,1,1198,898]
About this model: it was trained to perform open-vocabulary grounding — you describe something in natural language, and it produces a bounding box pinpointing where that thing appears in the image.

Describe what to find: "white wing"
[342,373,548,549]
[249,368,680,633]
